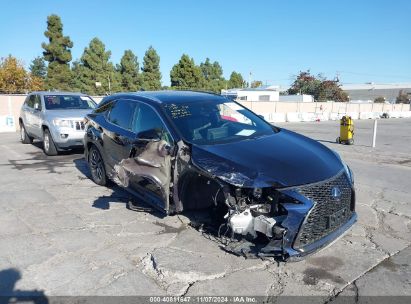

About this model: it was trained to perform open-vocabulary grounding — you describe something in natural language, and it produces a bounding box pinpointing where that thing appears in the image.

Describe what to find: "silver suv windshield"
[44,95,96,110]
[163,100,277,145]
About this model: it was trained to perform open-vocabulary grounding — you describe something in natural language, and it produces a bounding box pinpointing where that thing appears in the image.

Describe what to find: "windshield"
[44,95,96,110]
[163,100,278,145]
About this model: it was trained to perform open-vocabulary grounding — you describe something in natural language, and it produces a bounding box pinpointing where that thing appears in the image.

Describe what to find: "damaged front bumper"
[220,170,357,261]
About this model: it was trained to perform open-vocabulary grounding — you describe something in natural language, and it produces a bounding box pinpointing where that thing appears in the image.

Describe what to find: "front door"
[31,95,43,138]
[101,99,173,212]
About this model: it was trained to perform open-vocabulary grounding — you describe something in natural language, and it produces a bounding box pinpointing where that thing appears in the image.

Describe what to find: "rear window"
[44,95,96,110]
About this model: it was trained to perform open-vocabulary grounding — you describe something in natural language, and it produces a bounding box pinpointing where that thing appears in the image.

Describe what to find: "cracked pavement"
[0,118,410,302]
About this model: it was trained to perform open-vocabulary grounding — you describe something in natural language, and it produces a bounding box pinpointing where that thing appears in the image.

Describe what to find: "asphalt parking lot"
[0,118,410,302]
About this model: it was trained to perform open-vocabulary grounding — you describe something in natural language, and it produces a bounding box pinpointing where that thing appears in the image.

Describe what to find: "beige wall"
[1,94,410,132]
[238,100,410,115]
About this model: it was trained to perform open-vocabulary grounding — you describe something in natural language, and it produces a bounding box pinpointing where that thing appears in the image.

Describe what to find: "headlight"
[343,163,354,184]
[53,119,72,128]
[331,149,354,184]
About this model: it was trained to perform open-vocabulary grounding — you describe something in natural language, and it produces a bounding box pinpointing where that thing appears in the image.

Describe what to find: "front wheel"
[43,129,58,156]
[88,145,107,186]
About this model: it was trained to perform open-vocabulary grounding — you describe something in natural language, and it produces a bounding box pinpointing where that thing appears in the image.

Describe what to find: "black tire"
[19,122,33,144]
[43,129,58,156]
[88,145,107,186]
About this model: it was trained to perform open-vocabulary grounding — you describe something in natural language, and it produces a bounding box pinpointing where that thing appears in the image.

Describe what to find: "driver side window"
[132,103,173,144]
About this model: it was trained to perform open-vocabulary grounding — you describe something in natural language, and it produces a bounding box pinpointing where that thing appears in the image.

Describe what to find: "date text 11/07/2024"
[149,296,258,303]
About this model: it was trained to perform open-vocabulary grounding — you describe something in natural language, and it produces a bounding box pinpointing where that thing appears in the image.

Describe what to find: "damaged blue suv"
[84,91,356,260]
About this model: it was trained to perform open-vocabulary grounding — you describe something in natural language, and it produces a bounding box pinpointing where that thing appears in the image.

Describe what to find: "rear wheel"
[43,129,58,156]
[89,145,107,186]
[20,122,33,144]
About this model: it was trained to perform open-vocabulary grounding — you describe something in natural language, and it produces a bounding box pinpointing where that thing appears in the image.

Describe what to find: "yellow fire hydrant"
[337,115,354,145]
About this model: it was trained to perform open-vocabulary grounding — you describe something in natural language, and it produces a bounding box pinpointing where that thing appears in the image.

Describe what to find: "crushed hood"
[191,129,344,188]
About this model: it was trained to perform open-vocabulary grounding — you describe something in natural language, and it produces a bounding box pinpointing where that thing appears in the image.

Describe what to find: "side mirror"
[34,103,41,111]
[258,114,265,120]
[136,129,161,142]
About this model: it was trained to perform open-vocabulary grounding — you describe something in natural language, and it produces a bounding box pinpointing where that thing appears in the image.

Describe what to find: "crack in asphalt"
[325,244,411,303]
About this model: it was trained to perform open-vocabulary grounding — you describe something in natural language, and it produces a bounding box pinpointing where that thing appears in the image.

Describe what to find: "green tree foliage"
[200,58,226,92]
[141,46,162,90]
[227,71,245,89]
[374,96,386,103]
[318,80,349,102]
[0,55,43,93]
[170,54,205,90]
[118,50,141,91]
[74,38,120,95]
[288,70,322,98]
[251,80,263,88]
[29,56,46,79]
[41,14,73,90]
[396,90,410,104]
[288,70,348,102]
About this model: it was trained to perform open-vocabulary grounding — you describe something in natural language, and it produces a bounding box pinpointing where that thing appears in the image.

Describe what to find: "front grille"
[72,120,85,131]
[293,171,353,249]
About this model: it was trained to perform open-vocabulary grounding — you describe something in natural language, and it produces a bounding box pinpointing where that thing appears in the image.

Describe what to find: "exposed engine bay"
[184,181,291,260]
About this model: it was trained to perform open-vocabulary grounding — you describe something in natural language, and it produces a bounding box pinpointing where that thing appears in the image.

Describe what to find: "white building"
[221,85,280,101]
[341,83,411,103]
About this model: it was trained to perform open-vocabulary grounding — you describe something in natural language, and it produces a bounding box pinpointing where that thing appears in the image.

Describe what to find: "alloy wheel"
[44,133,50,152]
[90,148,103,181]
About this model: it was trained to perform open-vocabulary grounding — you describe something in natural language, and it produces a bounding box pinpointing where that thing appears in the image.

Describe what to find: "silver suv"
[19,92,97,155]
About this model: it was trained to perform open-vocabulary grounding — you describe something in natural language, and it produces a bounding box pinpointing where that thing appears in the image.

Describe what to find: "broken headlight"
[343,163,354,184]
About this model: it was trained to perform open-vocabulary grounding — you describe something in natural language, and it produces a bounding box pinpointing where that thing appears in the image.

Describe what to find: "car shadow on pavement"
[0,268,48,304]
[4,150,84,175]
[73,158,166,218]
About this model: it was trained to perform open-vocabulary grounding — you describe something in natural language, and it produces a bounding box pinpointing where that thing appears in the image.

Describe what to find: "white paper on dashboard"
[236,129,256,136]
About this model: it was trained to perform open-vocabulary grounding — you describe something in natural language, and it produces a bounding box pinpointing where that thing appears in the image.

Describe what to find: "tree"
[141,46,162,90]
[318,80,349,102]
[118,50,141,91]
[74,37,120,95]
[288,70,348,102]
[396,90,410,104]
[227,71,245,89]
[29,56,46,79]
[288,70,322,98]
[170,54,205,90]
[27,74,45,91]
[374,96,386,103]
[0,55,44,93]
[0,56,27,93]
[251,80,263,88]
[41,14,73,91]
[200,58,226,92]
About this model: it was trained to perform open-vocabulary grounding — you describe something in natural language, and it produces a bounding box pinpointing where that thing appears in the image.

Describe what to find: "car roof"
[30,91,89,96]
[106,90,228,105]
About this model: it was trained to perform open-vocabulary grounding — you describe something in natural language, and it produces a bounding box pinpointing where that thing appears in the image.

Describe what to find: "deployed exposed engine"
[227,206,276,238]
[219,186,289,243]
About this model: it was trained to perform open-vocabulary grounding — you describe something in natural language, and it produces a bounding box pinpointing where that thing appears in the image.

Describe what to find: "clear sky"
[1,0,410,87]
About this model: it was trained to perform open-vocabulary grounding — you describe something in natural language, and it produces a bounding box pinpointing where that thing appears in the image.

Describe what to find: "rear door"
[22,94,36,135]
[102,99,137,169]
